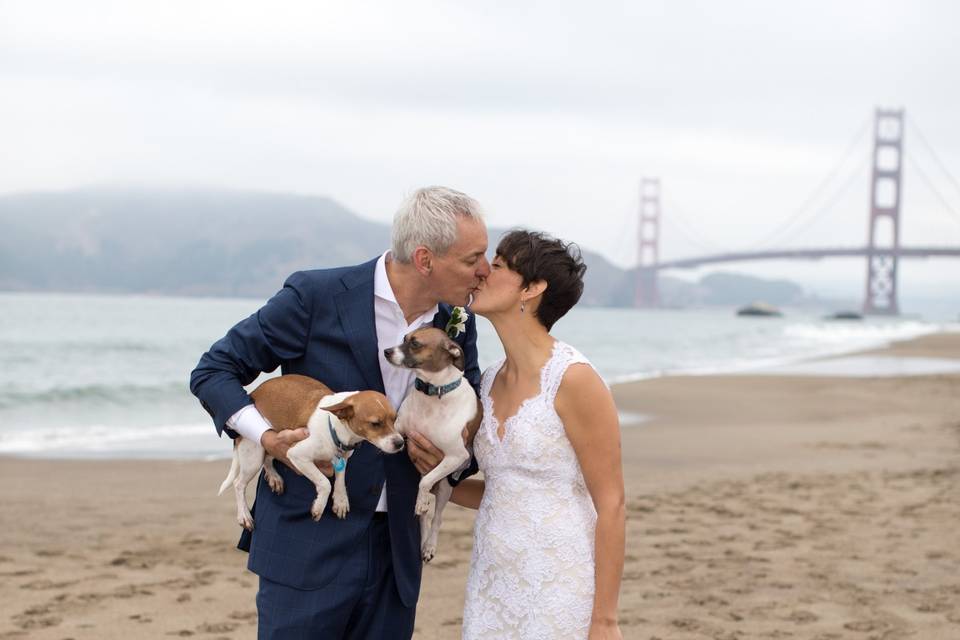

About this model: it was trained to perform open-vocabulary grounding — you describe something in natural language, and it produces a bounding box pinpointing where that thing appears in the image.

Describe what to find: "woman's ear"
[523,279,548,300]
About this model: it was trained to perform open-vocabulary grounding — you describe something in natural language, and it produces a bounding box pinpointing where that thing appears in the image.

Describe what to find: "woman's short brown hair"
[496,229,587,330]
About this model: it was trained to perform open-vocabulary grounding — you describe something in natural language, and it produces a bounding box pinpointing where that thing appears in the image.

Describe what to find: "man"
[190,186,490,639]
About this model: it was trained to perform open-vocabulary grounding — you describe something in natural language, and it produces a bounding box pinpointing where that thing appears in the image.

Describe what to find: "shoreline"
[3,329,959,462]
[606,325,960,385]
[1,332,959,638]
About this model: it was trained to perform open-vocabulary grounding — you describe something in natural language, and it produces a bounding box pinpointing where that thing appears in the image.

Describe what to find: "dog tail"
[218,442,240,496]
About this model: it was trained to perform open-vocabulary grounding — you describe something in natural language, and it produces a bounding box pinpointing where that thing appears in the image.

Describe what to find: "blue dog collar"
[327,413,359,454]
[414,377,462,399]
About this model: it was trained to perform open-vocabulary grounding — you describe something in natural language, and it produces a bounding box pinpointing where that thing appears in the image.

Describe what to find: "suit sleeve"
[448,309,481,486]
[190,271,312,436]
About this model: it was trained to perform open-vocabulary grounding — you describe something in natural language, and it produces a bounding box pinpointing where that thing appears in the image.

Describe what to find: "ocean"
[1,292,956,459]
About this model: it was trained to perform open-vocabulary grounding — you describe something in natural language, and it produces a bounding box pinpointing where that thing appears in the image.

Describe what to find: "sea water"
[0,292,955,459]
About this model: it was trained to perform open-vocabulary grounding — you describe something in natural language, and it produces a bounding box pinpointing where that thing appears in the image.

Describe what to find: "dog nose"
[393,436,405,450]
[383,348,392,358]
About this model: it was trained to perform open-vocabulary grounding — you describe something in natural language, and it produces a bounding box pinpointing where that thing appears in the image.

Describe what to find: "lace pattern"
[462,341,597,640]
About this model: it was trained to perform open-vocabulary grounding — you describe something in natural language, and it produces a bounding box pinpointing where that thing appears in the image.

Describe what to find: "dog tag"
[333,456,346,473]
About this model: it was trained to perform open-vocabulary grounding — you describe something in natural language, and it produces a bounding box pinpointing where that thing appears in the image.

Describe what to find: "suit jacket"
[189,257,480,607]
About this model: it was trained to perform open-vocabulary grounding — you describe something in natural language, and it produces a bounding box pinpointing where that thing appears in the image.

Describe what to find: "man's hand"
[406,431,444,475]
[261,428,335,477]
[261,428,307,473]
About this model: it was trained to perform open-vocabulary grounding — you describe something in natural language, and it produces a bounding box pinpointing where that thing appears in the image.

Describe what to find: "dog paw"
[415,491,436,516]
[266,474,284,494]
[421,543,436,564]
[332,496,350,519]
[310,500,326,521]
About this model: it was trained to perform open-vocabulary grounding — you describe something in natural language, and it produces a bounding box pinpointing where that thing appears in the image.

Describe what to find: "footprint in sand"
[196,622,238,634]
[843,619,886,632]
[19,578,79,590]
[786,610,819,624]
[227,610,257,622]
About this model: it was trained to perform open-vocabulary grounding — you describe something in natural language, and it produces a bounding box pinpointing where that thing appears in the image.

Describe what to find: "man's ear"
[326,401,355,421]
[412,246,433,277]
[446,341,465,371]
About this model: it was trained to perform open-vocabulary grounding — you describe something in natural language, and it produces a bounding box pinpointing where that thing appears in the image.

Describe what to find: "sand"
[2,332,959,639]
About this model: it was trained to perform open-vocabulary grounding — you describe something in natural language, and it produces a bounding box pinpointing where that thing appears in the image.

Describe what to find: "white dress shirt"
[226,252,438,512]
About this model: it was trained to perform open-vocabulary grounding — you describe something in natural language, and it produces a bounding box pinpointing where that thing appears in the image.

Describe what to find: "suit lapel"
[335,259,385,393]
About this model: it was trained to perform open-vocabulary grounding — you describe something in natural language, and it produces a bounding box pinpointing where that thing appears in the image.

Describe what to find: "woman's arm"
[556,364,625,639]
[449,478,485,510]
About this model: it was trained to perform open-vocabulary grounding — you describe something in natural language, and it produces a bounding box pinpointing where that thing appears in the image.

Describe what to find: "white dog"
[384,327,481,562]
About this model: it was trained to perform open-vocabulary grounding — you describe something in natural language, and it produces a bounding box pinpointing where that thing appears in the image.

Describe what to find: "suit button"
[370,485,381,496]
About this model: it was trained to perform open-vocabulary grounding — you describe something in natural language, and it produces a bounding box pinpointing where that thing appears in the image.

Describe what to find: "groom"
[190,186,489,639]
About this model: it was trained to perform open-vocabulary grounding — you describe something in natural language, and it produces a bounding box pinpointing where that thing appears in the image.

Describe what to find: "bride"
[451,230,625,640]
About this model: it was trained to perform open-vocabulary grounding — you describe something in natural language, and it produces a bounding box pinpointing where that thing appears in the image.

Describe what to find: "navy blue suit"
[190,258,480,637]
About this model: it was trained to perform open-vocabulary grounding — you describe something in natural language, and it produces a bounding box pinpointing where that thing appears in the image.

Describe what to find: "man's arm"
[190,271,312,437]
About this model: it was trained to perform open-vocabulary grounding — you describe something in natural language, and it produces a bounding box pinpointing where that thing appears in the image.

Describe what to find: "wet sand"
[1,332,959,639]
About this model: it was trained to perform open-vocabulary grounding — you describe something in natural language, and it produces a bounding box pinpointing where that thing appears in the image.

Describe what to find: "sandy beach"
[2,332,959,639]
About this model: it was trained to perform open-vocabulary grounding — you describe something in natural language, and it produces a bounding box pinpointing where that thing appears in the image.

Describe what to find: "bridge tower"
[863,108,904,315]
[635,177,661,308]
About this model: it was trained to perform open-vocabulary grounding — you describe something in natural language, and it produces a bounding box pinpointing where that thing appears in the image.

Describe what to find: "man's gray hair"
[391,186,484,263]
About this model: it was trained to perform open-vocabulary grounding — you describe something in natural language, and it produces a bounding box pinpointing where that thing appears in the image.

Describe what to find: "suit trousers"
[256,514,416,640]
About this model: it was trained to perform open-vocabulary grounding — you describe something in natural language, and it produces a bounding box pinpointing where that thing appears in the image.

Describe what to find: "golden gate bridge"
[634,109,960,314]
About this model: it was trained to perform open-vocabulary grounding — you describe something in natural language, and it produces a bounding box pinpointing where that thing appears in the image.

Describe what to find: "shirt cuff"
[226,404,272,444]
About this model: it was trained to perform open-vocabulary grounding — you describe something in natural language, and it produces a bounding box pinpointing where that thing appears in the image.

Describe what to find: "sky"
[2,0,960,301]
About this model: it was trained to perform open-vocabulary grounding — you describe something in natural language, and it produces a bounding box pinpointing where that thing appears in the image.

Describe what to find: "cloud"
[1,0,959,294]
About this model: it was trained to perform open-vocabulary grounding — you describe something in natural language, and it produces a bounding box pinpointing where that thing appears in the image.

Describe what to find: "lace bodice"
[462,341,597,640]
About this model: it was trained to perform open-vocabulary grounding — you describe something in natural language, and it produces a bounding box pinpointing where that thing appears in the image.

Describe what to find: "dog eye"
[410,339,420,348]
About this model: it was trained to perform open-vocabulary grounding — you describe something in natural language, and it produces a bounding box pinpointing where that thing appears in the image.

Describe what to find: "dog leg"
[234,438,266,530]
[287,448,333,521]
[331,464,350,519]
[418,493,437,559]
[262,455,284,494]
[415,449,469,516]
[421,480,452,563]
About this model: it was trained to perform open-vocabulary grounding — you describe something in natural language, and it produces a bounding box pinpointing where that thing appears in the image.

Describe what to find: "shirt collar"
[375,252,439,323]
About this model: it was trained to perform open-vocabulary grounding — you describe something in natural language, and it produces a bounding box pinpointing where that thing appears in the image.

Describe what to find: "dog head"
[383,327,464,373]
[324,391,404,453]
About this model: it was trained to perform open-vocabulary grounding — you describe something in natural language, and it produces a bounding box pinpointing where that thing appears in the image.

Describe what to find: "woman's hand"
[588,619,622,640]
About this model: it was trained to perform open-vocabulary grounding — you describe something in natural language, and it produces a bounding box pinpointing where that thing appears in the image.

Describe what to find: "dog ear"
[325,400,355,421]
[446,341,465,371]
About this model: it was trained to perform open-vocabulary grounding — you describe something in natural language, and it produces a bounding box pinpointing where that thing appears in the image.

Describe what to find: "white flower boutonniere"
[445,306,468,338]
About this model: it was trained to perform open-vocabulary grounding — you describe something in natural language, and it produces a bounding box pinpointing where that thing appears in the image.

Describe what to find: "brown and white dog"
[384,327,481,562]
[218,374,403,530]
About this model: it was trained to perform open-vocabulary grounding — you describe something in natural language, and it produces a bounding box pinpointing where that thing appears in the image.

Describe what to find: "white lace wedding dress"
[462,341,598,640]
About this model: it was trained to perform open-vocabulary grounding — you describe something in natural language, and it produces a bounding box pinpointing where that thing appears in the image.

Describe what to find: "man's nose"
[477,256,491,277]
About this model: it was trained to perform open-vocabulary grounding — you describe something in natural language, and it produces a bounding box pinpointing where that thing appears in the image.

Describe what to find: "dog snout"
[376,434,406,454]
[384,347,404,366]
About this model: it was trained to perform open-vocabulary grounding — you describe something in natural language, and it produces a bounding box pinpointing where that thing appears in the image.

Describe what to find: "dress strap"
[543,343,593,403]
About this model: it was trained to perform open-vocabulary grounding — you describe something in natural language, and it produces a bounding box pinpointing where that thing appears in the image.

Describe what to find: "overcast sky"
[2,0,959,299]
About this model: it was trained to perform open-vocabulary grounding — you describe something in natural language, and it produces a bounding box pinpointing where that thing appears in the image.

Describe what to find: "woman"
[453,230,625,640]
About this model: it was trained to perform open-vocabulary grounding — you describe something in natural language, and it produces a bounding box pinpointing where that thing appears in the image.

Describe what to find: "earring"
[520,300,525,313]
